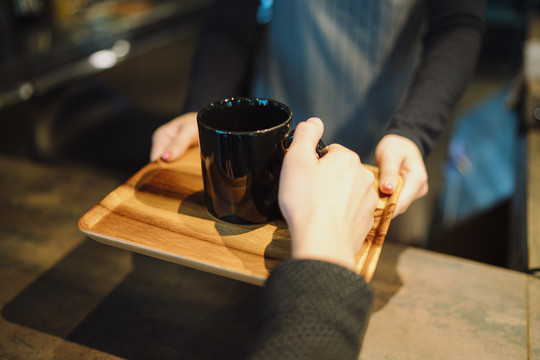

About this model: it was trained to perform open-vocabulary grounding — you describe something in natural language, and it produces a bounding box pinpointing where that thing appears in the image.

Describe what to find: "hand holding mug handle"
[279,118,378,271]
[283,129,328,158]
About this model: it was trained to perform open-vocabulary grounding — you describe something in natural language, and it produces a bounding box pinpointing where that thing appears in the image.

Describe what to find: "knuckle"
[421,183,429,196]
[341,148,361,164]
[361,166,375,184]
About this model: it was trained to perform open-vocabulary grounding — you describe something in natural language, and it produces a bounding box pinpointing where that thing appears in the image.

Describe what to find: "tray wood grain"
[78,147,402,285]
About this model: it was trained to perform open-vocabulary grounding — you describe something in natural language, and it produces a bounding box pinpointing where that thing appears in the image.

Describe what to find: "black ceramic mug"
[197,97,326,224]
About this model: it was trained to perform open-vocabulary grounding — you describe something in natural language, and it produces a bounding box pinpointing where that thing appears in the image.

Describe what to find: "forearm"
[182,0,261,113]
[246,259,374,360]
[383,0,485,158]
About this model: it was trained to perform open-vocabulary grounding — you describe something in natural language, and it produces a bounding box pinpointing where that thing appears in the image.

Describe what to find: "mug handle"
[283,129,328,157]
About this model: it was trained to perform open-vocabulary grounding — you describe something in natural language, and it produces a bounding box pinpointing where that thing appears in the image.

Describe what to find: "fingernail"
[161,150,172,161]
[382,180,394,192]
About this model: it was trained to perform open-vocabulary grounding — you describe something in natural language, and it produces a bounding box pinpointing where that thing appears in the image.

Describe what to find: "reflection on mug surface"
[198,97,292,224]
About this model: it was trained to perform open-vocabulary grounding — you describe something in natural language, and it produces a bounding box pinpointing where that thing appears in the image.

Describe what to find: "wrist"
[291,229,356,271]
[293,251,356,271]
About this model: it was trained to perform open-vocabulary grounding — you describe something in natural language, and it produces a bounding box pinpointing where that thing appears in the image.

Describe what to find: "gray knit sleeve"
[246,259,374,360]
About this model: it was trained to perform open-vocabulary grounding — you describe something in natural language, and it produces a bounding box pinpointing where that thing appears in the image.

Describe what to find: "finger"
[377,152,402,195]
[322,143,363,168]
[150,135,167,161]
[323,143,346,155]
[161,126,199,161]
[150,126,171,161]
[288,117,324,156]
[393,183,414,217]
[392,172,428,217]
[150,147,162,162]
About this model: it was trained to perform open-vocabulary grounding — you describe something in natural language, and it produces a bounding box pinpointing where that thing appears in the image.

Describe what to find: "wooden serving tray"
[78,147,402,285]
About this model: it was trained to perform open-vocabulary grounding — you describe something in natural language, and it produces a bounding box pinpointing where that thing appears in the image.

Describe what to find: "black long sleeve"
[383,0,485,158]
[182,0,260,113]
[183,0,485,158]
[246,259,374,360]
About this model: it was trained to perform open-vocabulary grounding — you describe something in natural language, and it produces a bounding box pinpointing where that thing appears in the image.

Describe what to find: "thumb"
[377,152,401,195]
[288,117,324,156]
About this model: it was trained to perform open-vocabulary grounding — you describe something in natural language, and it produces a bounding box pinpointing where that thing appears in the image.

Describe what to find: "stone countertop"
[368,243,538,359]
[0,156,537,359]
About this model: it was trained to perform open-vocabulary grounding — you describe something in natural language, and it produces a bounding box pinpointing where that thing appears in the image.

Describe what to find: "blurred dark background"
[0,0,538,271]
[0,0,212,175]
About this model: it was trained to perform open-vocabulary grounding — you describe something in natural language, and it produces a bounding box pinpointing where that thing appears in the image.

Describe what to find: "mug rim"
[197,97,293,135]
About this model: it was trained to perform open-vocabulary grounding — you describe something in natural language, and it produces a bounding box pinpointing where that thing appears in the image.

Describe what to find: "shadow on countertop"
[2,239,261,360]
